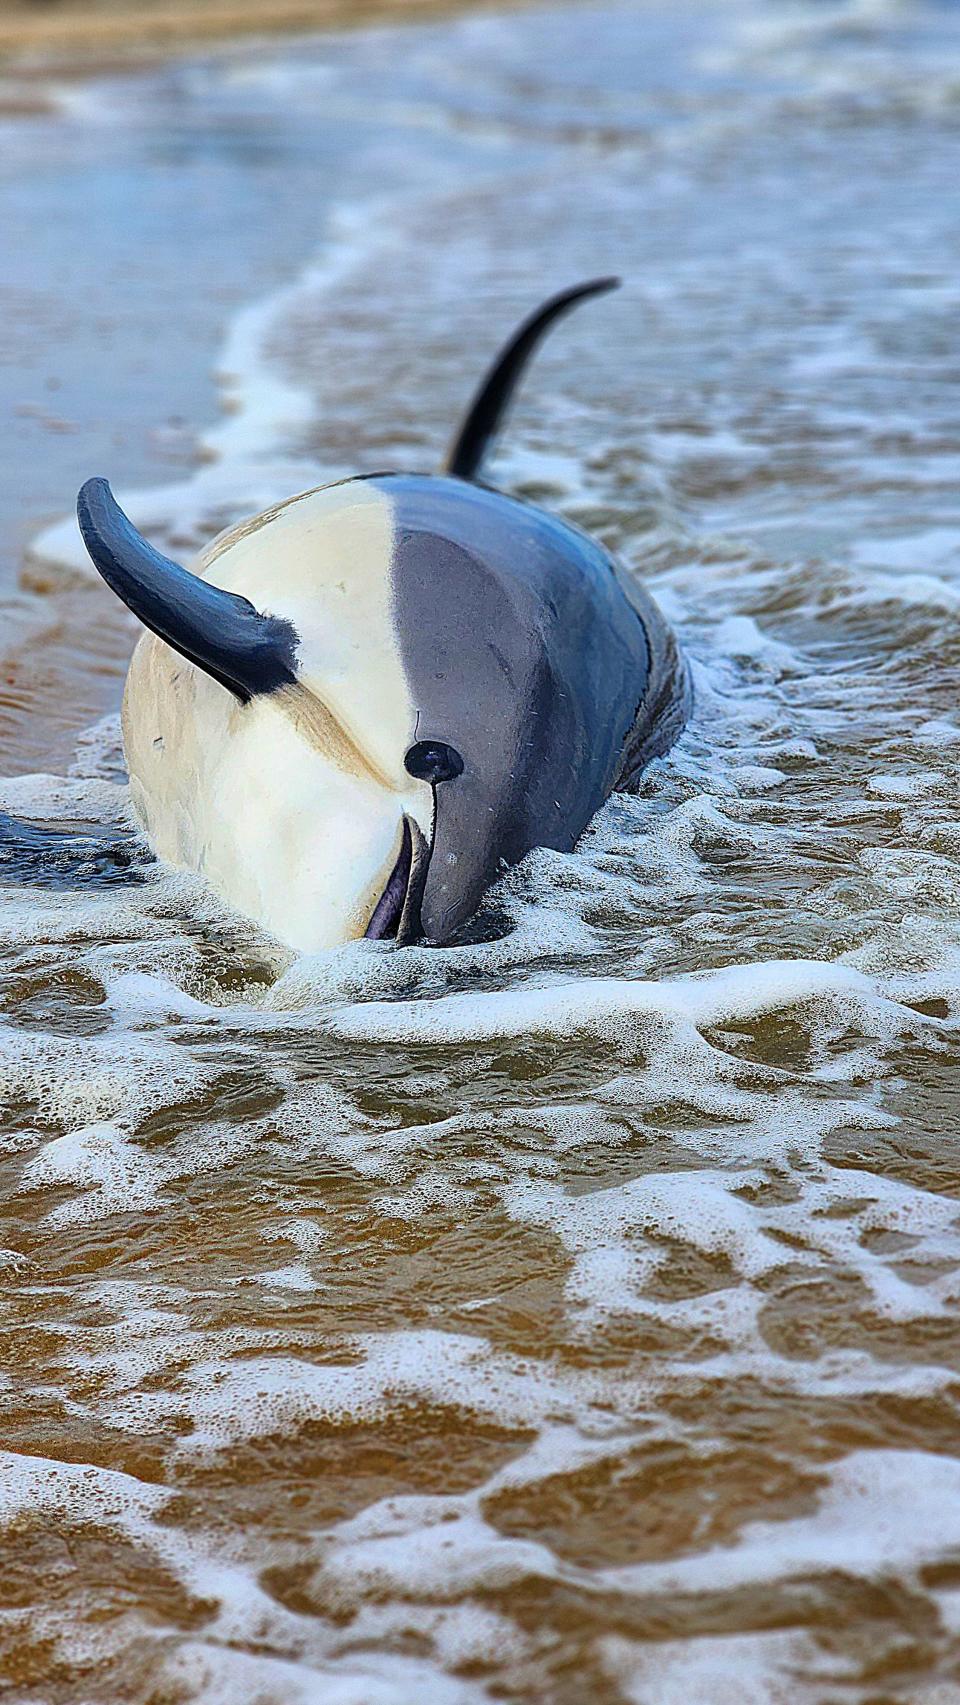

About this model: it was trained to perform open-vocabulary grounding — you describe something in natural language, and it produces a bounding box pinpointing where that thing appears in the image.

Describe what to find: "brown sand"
[0,0,514,70]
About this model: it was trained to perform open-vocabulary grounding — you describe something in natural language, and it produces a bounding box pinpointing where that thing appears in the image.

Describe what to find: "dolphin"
[76,279,691,951]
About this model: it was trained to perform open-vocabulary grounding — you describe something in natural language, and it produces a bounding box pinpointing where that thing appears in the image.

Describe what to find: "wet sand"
[0,0,524,71]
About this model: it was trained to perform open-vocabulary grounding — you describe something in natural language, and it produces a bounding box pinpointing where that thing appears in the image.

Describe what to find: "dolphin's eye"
[404,740,464,784]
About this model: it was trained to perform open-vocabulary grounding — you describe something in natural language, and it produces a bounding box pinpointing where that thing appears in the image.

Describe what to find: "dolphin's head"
[379,475,653,943]
[76,471,651,951]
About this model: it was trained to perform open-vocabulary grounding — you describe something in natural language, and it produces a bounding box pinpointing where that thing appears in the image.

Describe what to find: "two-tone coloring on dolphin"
[77,279,691,951]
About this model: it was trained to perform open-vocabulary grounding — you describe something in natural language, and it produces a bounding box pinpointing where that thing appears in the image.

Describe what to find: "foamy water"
[4,1,960,1699]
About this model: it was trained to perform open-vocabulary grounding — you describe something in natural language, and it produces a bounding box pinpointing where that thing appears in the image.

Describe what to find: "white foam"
[0,770,129,826]
[19,1120,165,1224]
[165,1644,492,1705]
[601,1630,820,1705]
[1,1025,216,1131]
[0,1447,166,1527]
[608,1450,960,1597]
[328,957,908,1046]
[867,770,942,799]
[103,1328,599,1449]
[712,615,804,678]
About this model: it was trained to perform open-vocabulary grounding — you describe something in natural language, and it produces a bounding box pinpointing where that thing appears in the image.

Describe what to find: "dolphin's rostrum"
[76,281,691,951]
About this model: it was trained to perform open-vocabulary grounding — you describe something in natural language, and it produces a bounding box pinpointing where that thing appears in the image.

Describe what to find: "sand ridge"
[0,0,530,71]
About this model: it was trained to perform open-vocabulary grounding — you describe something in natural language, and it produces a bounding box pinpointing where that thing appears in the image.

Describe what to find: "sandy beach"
[0,0,516,71]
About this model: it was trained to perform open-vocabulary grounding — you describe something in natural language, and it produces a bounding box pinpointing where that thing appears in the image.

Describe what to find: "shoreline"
[0,0,529,78]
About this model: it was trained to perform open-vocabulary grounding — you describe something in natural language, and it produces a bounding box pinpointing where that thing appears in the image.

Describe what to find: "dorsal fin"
[444,277,620,483]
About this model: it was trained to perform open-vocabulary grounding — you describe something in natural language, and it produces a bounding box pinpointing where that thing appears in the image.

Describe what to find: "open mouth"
[364,817,429,944]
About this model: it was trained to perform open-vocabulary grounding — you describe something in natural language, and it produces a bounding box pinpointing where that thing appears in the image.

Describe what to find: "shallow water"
[4,1,960,1699]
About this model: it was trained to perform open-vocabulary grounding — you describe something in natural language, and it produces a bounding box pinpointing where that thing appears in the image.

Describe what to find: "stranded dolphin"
[76,279,691,951]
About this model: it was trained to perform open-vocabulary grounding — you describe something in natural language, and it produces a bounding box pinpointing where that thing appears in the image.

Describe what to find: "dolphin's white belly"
[122,480,433,951]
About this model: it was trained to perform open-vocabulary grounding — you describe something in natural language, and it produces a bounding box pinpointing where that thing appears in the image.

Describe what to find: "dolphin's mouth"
[364,817,430,944]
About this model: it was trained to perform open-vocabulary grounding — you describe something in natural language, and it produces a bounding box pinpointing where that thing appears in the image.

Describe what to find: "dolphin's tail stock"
[0,811,150,891]
[443,277,620,484]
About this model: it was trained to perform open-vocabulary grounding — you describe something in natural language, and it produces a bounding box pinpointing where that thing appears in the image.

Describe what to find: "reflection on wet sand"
[0,582,131,776]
